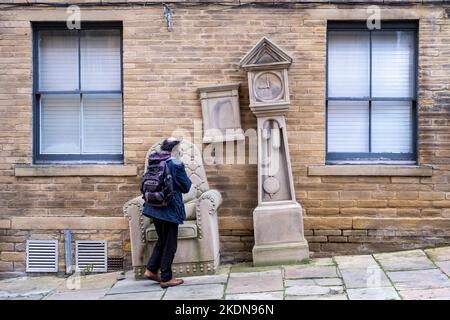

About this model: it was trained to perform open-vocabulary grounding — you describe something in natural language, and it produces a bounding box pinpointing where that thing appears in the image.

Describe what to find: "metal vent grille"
[26,240,59,272]
[107,256,124,272]
[75,240,107,273]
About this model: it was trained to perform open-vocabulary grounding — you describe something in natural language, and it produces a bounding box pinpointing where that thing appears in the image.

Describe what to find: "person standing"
[141,137,192,288]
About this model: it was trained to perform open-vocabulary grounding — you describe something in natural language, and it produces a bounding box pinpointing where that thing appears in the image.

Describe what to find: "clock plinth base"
[252,202,309,266]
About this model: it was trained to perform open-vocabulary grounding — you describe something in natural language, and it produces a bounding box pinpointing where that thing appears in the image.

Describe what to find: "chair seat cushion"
[146,220,198,241]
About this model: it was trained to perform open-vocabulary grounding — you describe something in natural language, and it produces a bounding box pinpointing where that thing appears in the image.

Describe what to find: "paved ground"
[1,247,450,300]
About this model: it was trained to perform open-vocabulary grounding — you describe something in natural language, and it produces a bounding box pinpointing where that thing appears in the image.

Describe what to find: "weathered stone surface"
[14,165,138,177]
[107,278,163,295]
[340,267,391,289]
[103,291,163,300]
[285,278,342,287]
[11,217,128,230]
[425,247,450,262]
[308,165,432,177]
[45,288,109,300]
[284,265,338,279]
[435,261,450,277]
[163,284,224,300]
[334,255,378,269]
[285,285,343,296]
[353,218,450,230]
[347,287,400,300]
[303,217,352,230]
[183,274,228,286]
[374,250,435,271]
[0,220,10,229]
[400,287,450,300]
[227,270,283,294]
[226,291,283,300]
[0,276,65,298]
[305,257,335,266]
[387,269,450,290]
[57,272,120,292]
[7,294,44,300]
[285,294,347,300]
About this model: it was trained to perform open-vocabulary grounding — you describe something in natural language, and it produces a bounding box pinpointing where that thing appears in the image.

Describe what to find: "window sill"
[308,165,432,177]
[15,164,138,177]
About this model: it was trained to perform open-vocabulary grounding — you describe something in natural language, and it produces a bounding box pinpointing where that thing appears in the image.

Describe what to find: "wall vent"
[26,240,59,273]
[107,256,124,272]
[75,240,107,273]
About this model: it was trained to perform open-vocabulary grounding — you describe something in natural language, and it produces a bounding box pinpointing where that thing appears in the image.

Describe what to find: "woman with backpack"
[141,137,192,288]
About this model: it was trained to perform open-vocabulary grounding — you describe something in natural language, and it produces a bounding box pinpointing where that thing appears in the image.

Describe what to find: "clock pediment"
[240,37,292,71]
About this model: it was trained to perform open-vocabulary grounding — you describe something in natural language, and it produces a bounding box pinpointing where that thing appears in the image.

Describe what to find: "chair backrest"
[144,140,209,198]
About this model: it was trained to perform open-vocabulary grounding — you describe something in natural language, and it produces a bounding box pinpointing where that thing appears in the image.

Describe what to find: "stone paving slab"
[163,283,224,300]
[107,277,163,295]
[285,278,343,287]
[102,291,163,300]
[0,276,65,299]
[57,272,120,292]
[183,274,228,286]
[339,267,391,289]
[425,247,450,262]
[346,287,400,300]
[284,265,338,279]
[387,269,450,290]
[226,291,284,300]
[227,270,283,294]
[399,287,450,300]
[285,285,344,296]
[286,294,347,300]
[334,255,378,269]
[374,250,435,271]
[435,261,450,277]
[7,294,45,300]
[45,288,109,300]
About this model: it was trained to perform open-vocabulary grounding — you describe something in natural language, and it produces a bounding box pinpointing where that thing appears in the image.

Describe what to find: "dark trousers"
[146,217,179,282]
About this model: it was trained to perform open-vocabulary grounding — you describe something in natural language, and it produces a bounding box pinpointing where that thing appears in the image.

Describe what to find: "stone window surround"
[308,165,432,177]
[14,164,137,177]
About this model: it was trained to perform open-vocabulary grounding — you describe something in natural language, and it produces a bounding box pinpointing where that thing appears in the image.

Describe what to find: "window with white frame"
[33,23,123,162]
[326,22,417,163]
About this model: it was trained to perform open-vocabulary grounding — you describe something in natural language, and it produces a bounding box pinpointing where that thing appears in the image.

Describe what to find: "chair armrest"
[123,195,149,267]
[197,189,222,216]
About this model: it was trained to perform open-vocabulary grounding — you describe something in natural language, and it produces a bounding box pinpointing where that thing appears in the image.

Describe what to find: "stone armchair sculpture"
[123,140,222,278]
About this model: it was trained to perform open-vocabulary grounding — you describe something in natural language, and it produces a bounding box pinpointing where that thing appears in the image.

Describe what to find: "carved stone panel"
[198,83,244,143]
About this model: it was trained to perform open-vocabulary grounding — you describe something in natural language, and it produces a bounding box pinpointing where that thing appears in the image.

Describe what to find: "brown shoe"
[144,270,161,282]
[160,278,184,288]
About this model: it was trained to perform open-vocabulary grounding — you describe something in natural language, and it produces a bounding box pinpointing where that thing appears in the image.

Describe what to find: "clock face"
[254,72,284,102]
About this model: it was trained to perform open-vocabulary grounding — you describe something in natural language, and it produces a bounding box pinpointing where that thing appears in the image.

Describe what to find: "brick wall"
[1,1,450,275]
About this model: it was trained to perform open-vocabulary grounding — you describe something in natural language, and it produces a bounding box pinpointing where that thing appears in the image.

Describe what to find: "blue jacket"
[143,157,192,224]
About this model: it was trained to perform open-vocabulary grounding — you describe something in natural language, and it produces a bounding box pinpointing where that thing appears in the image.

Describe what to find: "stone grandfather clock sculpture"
[240,37,309,266]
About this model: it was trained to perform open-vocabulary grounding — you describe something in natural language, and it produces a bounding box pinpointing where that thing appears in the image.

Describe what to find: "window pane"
[372,31,415,98]
[328,101,369,152]
[82,94,122,154]
[80,30,121,91]
[328,31,370,98]
[39,30,79,91]
[40,94,80,154]
[371,101,413,153]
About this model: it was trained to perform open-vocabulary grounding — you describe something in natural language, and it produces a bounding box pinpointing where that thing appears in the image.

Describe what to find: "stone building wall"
[1,1,450,275]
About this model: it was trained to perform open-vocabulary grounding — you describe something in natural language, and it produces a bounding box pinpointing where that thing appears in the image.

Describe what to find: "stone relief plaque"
[198,83,244,143]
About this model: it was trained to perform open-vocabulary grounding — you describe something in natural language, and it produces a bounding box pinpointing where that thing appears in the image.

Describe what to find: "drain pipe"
[64,229,73,275]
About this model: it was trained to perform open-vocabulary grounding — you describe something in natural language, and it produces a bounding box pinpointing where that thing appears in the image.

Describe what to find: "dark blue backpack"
[141,151,174,207]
